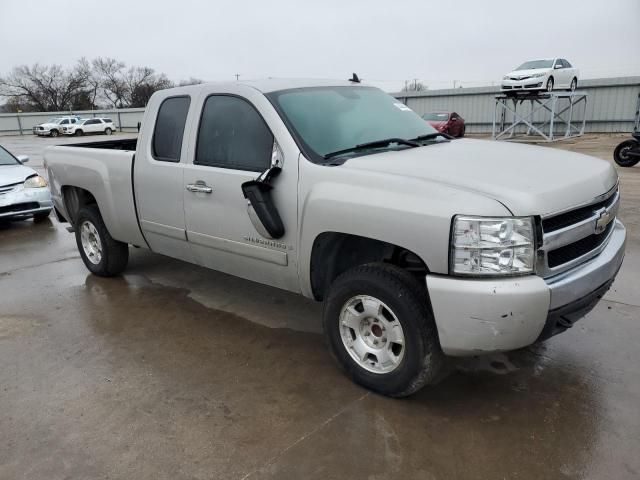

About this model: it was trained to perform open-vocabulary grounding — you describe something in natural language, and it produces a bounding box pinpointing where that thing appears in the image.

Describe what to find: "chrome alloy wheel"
[80,220,103,265]
[339,295,405,374]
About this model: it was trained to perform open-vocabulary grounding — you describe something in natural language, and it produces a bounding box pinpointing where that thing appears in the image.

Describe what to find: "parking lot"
[1,133,639,479]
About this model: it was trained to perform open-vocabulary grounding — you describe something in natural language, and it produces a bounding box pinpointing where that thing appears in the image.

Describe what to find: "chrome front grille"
[538,187,619,278]
[0,183,20,195]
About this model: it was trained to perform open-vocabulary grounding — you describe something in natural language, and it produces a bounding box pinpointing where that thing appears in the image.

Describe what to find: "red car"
[422,111,466,137]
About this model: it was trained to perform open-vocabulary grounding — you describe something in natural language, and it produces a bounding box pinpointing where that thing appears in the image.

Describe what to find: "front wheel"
[546,77,554,92]
[614,139,640,167]
[323,263,444,397]
[50,129,59,137]
[569,77,577,91]
[75,129,84,136]
[75,205,129,276]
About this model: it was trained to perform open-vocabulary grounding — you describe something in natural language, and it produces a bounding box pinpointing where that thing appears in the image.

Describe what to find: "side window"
[60,119,69,125]
[86,119,98,125]
[562,59,572,68]
[555,59,563,69]
[152,96,191,163]
[195,95,273,172]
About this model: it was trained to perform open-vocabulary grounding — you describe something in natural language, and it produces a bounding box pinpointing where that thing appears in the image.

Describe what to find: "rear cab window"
[152,96,191,162]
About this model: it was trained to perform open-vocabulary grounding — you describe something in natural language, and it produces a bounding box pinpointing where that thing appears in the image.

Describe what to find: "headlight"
[532,72,546,78]
[24,175,48,188]
[450,216,535,276]
[502,75,510,80]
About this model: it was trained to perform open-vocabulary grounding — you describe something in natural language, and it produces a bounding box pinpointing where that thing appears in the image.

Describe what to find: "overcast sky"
[1,0,639,91]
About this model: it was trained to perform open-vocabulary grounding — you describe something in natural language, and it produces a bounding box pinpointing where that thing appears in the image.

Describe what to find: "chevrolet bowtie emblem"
[595,207,614,234]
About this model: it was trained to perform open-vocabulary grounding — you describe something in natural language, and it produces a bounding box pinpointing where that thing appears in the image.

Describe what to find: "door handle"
[186,182,213,194]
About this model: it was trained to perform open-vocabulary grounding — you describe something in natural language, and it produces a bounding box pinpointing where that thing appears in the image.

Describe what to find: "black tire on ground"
[613,139,640,167]
[323,263,444,398]
[50,129,59,137]
[74,205,129,276]
[546,77,554,92]
[105,128,112,135]
[569,77,577,91]
[33,210,51,222]
[459,126,466,138]
[75,129,83,136]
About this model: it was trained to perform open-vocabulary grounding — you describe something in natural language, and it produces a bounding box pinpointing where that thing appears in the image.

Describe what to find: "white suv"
[33,116,80,137]
[63,118,116,136]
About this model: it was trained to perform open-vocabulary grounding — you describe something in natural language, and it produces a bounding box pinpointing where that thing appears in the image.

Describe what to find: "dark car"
[422,112,465,138]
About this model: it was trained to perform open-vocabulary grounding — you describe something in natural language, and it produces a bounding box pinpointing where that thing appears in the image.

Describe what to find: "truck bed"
[44,143,146,247]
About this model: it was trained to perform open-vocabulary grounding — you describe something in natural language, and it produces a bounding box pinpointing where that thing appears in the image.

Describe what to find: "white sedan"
[63,118,116,136]
[501,58,579,93]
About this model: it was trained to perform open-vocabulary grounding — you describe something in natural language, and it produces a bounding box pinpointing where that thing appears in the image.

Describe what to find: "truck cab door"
[133,95,194,263]
[182,93,300,292]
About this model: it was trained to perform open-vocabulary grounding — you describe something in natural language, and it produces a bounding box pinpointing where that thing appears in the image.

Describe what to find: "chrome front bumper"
[426,220,626,356]
[546,220,625,309]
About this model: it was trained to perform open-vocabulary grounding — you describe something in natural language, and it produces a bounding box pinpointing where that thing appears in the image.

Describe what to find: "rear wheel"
[546,77,554,92]
[105,127,112,135]
[614,139,640,167]
[569,77,577,91]
[459,125,466,138]
[75,205,129,276]
[323,263,444,397]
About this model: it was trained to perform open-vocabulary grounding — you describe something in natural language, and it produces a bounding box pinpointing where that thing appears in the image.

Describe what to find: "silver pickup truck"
[44,79,626,397]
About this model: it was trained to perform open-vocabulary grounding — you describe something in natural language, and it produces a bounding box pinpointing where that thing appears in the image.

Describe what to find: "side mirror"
[241,142,285,239]
[554,64,562,69]
[17,155,29,163]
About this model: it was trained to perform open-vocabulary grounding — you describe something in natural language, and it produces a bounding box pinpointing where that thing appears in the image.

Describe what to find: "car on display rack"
[501,58,579,93]
[44,79,625,397]
[62,117,116,136]
[422,111,465,137]
[33,116,81,137]
[0,145,52,221]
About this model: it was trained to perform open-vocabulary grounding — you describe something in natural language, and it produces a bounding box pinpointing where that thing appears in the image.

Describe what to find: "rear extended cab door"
[133,92,195,263]
[181,85,301,293]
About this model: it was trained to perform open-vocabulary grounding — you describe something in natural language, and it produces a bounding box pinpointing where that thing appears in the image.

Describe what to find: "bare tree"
[92,57,128,108]
[401,80,428,92]
[0,63,89,111]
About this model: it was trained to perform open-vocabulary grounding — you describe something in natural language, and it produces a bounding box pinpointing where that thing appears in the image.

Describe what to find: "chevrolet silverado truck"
[44,80,626,397]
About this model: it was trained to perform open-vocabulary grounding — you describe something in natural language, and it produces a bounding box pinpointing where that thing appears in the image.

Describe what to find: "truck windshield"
[267,86,437,163]
[0,146,19,166]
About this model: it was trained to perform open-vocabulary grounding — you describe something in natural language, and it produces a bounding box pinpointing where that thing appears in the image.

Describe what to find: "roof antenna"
[349,73,361,83]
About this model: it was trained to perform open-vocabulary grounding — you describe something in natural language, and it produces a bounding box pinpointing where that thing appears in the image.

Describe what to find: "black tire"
[614,139,640,167]
[50,129,59,137]
[569,77,577,91]
[459,125,466,138]
[105,127,112,135]
[74,205,128,276]
[33,210,51,222]
[546,77,554,92]
[323,263,444,397]
[75,129,83,136]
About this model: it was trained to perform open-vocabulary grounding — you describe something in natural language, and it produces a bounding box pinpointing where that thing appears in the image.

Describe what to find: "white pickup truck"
[44,79,625,397]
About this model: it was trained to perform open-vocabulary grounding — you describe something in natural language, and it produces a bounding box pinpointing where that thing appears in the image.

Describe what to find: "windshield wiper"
[323,137,419,160]
[409,132,453,142]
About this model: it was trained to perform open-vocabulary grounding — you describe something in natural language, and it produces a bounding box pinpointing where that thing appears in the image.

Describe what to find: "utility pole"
[453,80,457,89]
[235,73,240,81]
[413,78,418,91]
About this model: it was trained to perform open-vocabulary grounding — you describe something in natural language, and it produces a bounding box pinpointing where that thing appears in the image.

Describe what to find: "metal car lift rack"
[492,91,588,142]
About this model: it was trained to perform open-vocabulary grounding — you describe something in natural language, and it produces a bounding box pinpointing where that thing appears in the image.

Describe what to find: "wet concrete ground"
[1,133,639,479]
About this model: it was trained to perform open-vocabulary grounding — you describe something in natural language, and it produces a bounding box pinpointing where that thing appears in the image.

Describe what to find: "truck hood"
[0,164,37,185]
[342,139,617,216]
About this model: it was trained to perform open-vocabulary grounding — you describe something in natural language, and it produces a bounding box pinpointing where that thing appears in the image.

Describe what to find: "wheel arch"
[60,185,99,225]
[309,231,429,301]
